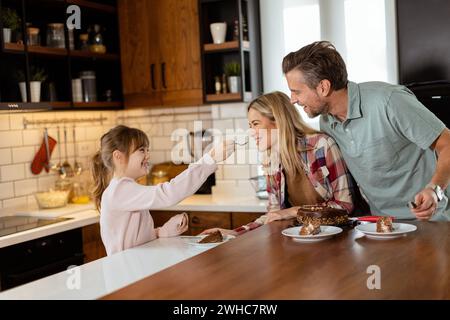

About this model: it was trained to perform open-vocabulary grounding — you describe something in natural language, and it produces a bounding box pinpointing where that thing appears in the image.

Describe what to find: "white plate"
[281,226,343,243]
[355,223,417,239]
[183,234,235,247]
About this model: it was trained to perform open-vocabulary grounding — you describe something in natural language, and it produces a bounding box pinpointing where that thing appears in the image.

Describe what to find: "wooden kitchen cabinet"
[82,223,106,263]
[118,0,202,108]
[231,212,263,229]
[151,210,262,236]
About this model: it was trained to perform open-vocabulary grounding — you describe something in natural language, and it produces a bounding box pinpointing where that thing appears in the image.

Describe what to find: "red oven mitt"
[31,135,57,175]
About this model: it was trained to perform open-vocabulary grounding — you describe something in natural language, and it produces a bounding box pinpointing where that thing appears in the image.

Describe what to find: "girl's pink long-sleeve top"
[100,154,217,255]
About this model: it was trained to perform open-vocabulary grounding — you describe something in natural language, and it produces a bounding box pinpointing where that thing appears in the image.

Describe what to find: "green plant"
[224,62,241,77]
[1,7,21,31]
[15,66,47,82]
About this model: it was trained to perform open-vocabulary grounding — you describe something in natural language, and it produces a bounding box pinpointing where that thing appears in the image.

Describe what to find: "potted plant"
[224,62,241,93]
[16,67,47,102]
[1,7,21,43]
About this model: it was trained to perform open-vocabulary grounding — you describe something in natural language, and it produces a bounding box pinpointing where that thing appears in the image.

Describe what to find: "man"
[283,41,450,221]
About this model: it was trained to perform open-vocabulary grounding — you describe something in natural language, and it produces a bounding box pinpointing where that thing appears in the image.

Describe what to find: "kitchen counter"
[0,194,267,249]
[102,221,450,300]
[0,236,214,299]
[157,194,268,213]
[0,203,99,249]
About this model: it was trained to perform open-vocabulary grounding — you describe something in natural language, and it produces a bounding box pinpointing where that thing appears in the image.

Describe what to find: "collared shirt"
[233,133,355,235]
[320,81,449,221]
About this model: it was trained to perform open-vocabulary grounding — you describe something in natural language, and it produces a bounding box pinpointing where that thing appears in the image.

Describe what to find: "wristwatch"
[426,183,445,202]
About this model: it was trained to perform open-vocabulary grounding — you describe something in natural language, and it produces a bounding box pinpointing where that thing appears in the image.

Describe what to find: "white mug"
[210,22,227,44]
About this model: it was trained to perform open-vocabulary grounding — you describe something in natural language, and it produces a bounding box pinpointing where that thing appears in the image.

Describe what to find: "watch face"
[434,186,445,201]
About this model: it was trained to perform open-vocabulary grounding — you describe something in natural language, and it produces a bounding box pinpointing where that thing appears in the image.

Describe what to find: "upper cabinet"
[0,0,123,111]
[199,0,262,103]
[118,0,203,108]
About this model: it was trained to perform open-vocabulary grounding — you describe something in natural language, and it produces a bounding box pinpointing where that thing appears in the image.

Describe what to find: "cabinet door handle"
[161,62,167,89]
[191,216,200,224]
[150,64,156,90]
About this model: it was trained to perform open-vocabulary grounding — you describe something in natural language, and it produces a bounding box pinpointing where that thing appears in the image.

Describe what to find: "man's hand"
[411,188,438,220]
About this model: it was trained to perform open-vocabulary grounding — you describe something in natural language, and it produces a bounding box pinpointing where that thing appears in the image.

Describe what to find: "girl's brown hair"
[91,125,149,210]
[248,91,319,177]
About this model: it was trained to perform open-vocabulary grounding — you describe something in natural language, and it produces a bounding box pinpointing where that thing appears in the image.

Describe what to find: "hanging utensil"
[43,128,52,171]
[73,126,82,175]
[62,126,74,177]
[57,126,66,178]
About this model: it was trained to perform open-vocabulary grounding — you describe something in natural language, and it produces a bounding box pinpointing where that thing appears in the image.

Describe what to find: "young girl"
[92,125,234,255]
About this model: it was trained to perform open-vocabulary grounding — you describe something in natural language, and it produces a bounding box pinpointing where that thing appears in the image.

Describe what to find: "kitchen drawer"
[231,212,264,229]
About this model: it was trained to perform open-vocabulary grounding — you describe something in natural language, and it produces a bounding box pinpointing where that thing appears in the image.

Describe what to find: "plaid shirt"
[234,133,355,235]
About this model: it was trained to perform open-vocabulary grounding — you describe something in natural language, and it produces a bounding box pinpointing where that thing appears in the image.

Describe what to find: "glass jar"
[88,24,106,54]
[27,27,40,46]
[80,70,97,102]
[46,23,65,48]
[79,33,89,51]
[71,181,90,204]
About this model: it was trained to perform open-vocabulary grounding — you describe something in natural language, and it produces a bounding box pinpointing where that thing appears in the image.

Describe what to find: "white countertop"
[0,194,267,249]
[158,194,268,213]
[0,203,99,249]
[0,236,217,300]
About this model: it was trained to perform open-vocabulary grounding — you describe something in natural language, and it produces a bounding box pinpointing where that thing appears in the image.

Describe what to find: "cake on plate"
[297,205,348,226]
[376,217,394,233]
[299,217,321,235]
[198,230,223,243]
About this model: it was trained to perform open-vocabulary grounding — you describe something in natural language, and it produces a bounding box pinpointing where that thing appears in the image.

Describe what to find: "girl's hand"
[158,213,189,237]
[208,140,235,162]
[199,228,238,237]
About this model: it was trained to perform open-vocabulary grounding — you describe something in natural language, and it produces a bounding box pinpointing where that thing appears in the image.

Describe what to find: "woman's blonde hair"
[91,125,149,210]
[248,91,319,177]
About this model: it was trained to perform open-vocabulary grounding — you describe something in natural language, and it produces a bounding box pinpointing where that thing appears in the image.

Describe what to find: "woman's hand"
[265,207,298,224]
[158,213,189,237]
[200,227,238,237]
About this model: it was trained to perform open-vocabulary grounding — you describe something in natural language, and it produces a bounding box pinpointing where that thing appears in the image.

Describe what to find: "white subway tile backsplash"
[14,179,38,197]
[223,165,250,180]
[173,106,198,114]
[0,114,10,130]
[149,151,166,164]
[235,118,250,130]
[12,146,35,163]
[174,114,199,121]
[23,129,42,146]
[212,119,234,134]
[152,137,174,151]
[1,164,25,182]
[85,126,107,141]
[211,105,220,119]
[219,103,248,119]
[38,175,58,192]
[0,182,14,200]
[9,113,26,130]
[0,131,23,148]
[3,196,28,209]
[0,148,12,165]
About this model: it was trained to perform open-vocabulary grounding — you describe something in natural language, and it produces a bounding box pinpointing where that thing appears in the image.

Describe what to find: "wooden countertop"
[102,220,450,300]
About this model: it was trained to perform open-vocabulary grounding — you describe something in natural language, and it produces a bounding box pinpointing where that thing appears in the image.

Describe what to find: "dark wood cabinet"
[152,210,262,236]
[118,0,203,108]
[82,223,106,263]
[0,0,123,111]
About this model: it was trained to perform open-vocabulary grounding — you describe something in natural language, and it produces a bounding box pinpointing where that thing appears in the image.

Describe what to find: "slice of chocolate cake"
[376,217,394,233]
[297,205,348,226]
[299,217,321,236]
[199,230,223,243]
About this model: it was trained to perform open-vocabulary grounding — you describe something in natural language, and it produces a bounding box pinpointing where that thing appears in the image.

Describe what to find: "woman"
[202,91,358,236]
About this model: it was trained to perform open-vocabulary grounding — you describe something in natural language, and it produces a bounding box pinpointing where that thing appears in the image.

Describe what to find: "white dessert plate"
[355,223,417,239]
[281,226,343,243]
[182,234,235,247]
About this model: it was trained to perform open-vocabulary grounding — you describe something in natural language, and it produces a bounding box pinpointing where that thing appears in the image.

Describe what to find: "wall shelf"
[66,0,116,14]
[204,40,250,53]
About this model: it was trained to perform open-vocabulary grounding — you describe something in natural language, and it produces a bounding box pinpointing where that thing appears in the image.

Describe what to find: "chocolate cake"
[199,230,223,243]
[297,205,348,226]
[376,217,394,233]
[299,217,321,235]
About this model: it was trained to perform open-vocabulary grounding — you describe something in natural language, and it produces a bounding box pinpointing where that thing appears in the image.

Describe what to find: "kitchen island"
[102,220,450,300]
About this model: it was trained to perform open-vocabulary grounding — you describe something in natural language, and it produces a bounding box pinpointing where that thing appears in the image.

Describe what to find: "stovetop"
[0,216,72,237]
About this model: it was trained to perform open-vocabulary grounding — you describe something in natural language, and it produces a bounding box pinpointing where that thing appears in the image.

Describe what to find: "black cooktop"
[0,216,72,237]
